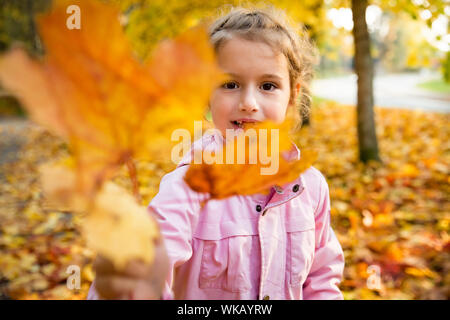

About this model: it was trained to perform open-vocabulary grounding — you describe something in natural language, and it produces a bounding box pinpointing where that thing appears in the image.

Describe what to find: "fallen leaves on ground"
[294,102,449,300]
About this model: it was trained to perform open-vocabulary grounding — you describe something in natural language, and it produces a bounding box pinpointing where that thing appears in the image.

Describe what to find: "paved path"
[312,72,450,113]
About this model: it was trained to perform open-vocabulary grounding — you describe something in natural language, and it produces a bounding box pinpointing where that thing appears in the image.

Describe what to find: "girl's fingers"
[96,275,160,300]
[95,275,137,300]
[132,280,160,300]
[93,237,170,300]
[121,259,151,279]
[94,255,150,279]
[93,235,169,299]
[122,235,168,279]
[93,255,116,275]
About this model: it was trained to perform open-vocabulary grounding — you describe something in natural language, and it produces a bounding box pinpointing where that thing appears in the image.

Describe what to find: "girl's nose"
[239,88,259,113]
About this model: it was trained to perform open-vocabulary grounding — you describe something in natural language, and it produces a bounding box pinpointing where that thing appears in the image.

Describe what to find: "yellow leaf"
[404,267,439,279]
[386,243,403,263]
[83,182,159,270]
[397,164,420,178]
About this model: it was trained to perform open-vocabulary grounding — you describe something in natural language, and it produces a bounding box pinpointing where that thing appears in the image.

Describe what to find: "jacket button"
[256,204,262,212]
[263,295,270,300]
[292,184,300,192]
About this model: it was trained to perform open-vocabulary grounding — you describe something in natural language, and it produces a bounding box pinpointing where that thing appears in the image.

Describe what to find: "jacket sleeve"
[87,279,101,300]
[148,168,203,300]
[86,167,201,300]
[302,174,345,300]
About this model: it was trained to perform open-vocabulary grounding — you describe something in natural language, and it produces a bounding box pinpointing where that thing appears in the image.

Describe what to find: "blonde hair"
[208,5,318,131]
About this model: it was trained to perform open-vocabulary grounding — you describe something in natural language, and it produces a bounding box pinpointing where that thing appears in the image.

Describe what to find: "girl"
[88,6,345,300]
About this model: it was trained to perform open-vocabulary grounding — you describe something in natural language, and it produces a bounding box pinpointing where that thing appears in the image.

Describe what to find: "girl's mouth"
[230,119,259,129]
[231,120,244,129]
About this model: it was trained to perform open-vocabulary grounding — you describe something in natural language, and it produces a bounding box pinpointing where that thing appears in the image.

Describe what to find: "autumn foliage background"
[0,0,449,300]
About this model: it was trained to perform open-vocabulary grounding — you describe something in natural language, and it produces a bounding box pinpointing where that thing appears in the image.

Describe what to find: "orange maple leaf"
[184,115,318,200]
[0,0,222,200]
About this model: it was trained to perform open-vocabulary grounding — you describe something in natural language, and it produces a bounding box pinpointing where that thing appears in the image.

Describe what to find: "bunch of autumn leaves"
[0,0,316,269]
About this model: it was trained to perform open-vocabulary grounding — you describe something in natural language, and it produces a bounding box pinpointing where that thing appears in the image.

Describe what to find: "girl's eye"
[222,82,239,89]
[261,83,277,91]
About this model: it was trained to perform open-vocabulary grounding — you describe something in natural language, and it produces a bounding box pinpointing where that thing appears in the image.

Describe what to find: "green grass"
[312,95,335,105]
[417,79,450,94]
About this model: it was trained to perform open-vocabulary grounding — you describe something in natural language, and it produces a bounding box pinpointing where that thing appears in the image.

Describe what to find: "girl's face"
[209,36,299,136]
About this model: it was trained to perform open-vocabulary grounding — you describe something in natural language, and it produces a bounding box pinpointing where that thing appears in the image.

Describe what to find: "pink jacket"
[88,131,345,300]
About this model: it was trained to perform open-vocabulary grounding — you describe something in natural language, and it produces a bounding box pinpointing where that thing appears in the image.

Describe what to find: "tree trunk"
[351,0,380,162]
[27,0,38,52]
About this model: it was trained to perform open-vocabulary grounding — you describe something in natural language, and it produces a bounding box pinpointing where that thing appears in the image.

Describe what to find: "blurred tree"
[443,51,450,83]
[372,12,442,72]
[331,0,446,163]
[0,0,51,55]
[110,0,326,126]
[317,26,354,77]
[351,0,379,162]
[1,0,326,123]
[110,0,326,60]
[0,0,50,116]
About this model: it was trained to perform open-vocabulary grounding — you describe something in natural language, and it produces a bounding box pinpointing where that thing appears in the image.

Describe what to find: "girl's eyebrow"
[226,73,283,81]
[261,74,283,81]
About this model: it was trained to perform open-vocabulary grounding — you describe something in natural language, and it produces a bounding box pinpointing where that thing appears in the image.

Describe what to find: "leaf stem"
[126,157,141,204]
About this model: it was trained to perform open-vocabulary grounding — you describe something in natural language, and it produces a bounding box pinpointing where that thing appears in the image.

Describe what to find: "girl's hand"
[93,236,170,300]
